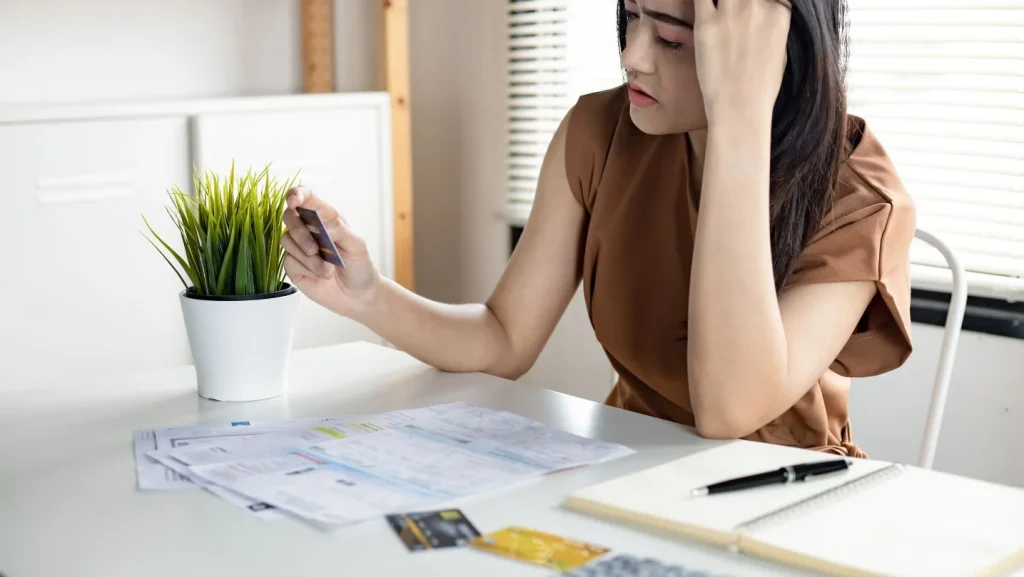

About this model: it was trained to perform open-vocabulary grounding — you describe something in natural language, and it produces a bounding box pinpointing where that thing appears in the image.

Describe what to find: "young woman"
[280,0,915,457]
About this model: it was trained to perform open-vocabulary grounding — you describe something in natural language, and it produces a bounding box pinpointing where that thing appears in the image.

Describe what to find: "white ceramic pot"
[179,283,299,402]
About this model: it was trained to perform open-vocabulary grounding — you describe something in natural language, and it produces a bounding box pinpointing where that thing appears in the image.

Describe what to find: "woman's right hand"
[281,186,381,317]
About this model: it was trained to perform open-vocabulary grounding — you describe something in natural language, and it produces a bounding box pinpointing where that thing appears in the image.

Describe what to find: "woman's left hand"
[693,0,792,125]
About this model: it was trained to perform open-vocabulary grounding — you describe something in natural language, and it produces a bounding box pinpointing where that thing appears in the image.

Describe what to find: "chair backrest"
[912,228,968,470]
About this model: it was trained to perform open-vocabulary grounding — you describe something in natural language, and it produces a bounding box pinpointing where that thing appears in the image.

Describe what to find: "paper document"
[410,420,635,472]
[133,429,193,491]
[187,425,550,526]
[368,403,636,472]
[156,403,474,469]
[133,402,636,527]
[192,445,445,526]
[133,416,347,491]
[145,403,480,517]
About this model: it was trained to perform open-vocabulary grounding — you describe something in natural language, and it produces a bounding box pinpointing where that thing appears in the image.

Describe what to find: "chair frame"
[913,228,968,470]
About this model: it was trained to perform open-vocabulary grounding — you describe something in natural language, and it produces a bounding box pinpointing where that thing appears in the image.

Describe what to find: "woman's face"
[621,0,706,135]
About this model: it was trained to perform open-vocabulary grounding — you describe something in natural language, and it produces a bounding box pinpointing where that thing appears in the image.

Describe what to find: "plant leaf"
[143,161,295,297]
[141,214,196,287]
[252,183,268,293]
[202,216,219,294]
[216,218,238,295]
[140,232,188,289]
[234,202,253,295]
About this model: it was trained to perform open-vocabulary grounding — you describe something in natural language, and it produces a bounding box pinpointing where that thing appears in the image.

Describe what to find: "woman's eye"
[656,37,683,50]
[623,7,681,50]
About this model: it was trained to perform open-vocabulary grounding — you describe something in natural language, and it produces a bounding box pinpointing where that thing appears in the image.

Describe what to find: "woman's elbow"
[694,409,757,440]
[490,363,529,381]
[689,363,787,440]
[690,379,779,440]
[485,348,539,381]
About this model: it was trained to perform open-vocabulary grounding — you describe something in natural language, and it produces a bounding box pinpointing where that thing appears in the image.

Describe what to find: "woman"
[281,0,915,457]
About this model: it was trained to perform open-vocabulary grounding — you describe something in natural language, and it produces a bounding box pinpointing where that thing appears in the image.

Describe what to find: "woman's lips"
[627,83,657,108]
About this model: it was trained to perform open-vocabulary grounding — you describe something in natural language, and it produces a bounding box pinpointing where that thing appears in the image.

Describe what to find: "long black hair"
[617,0,852,290]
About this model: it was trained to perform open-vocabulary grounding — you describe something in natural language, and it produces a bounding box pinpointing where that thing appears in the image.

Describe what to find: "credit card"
[385,508,481,552]
[469,526,610,571]
[295,206,345,267]
[561,553,701,577]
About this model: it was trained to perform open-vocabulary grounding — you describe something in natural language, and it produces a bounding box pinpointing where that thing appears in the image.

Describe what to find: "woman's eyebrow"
[642,7,693,29]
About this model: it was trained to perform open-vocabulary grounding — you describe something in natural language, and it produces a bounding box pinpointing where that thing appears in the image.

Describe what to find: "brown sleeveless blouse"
[564,85,915,457]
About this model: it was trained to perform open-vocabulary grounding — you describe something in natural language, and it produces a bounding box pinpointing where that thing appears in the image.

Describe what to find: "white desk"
[0,342,831,576]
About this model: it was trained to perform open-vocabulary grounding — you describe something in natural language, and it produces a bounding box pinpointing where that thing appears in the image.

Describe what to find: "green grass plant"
[142,162,298,297]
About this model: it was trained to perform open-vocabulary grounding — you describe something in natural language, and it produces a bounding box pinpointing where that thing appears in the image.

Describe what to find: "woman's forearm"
[346,277,517,378]
[688,114,788,437]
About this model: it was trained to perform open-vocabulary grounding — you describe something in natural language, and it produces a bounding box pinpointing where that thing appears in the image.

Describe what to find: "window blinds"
[504,0,620,225]
[505,0,571,225]
[846,0,1024,300]
[505,0,1024,300]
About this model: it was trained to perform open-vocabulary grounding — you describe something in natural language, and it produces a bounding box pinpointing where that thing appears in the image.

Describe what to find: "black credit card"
[295,206,345,267]
[386,508,481,552]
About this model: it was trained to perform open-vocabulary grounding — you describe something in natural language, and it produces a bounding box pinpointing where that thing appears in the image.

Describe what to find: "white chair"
[913,228,968,470]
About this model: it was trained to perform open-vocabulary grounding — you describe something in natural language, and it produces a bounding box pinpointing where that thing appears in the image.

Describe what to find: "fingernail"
[305,244,317,256]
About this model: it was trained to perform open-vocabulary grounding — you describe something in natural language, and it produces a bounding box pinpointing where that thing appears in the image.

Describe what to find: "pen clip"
[799,459,854,482]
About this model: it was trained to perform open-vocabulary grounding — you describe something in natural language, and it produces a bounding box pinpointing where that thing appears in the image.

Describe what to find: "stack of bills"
[132,402,635,528]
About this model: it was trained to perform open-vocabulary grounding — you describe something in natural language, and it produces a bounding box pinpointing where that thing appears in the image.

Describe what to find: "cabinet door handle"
[36,172,134,204]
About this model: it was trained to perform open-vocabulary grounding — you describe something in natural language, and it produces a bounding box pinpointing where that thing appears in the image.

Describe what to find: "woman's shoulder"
[563,84,632,211]
[808,115,917,246]
[564,84,632,163]
[567,84,630,136]
[832,115,916,221]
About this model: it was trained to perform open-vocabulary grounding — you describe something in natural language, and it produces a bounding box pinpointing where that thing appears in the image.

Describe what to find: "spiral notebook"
[564,441,1024,577]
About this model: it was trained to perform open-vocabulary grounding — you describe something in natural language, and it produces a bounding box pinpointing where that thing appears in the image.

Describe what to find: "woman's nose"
[620,24,657,76]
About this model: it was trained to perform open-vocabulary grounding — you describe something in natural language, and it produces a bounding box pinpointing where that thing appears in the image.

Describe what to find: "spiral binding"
[735,463,907,534]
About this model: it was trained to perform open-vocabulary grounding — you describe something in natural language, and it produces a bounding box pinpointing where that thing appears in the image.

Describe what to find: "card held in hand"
[386,508,481,552]
[295,207,345,267]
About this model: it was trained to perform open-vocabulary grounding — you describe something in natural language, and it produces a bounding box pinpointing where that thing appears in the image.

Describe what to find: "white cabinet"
[0,117,194,387]
[0,93,393,390]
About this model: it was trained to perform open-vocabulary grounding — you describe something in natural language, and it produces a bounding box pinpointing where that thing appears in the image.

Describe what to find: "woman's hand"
[281,186,381,317]
[693,0,791,125]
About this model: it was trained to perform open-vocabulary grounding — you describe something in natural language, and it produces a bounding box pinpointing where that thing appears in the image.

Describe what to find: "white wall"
[851,324,1024,488]
[456,0,507,304]
[0,0,382,103]
[408,0,465,302]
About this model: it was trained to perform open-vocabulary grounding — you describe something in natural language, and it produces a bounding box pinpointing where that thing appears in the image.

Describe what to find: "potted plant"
[142,163,300,402]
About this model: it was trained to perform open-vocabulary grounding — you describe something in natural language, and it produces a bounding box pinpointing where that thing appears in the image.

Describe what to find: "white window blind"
[504,0,621,225]
[505,1,1024,300]
[846,0,1024,300]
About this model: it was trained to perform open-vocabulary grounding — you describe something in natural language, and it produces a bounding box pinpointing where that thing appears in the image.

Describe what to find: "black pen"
[689,458,853,497]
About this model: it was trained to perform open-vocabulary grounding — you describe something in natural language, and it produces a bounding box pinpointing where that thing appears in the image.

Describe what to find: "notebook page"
[740,466,1024,577]
[565,441,890,545]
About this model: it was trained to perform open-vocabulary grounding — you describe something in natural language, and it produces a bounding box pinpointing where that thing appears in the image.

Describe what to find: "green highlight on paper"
[313,426,347,439]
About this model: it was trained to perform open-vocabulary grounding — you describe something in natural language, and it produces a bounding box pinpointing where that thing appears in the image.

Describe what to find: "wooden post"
[301,0,334,93]
[383,0,415,291]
